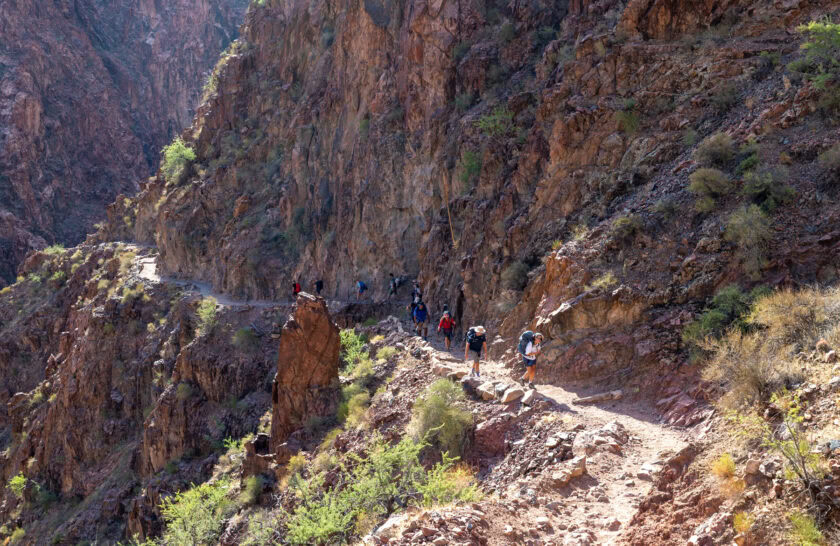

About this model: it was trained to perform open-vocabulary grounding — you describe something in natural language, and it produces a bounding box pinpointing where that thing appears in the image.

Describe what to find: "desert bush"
[338,387,370,428]
[240,475,264,505]
[789,19,840,115]
[741,167,795,211]
[454,92,474,112]
[241,512,283,546]
[176,382,194,402]
[788,511,824,545]
[339,329,368,373]
[733,511,755,535]
[196,297,218,336]
[710,81,740,112]
[611,214,641,240]
[501,261,529,290]
[284,435,478,545]
[161,138,196,186]
[9,528,25,544]
[694,132,735,167]
[711,453,736,479]
[453,41,470,62]
[682,128,698,147]
[7,472,26,499]
[476,106,514,138]
[724,205,773,279]
[587,272,617,292]
[689,168,732,212]
[375,346,396,361]
[735,152,759,176]
[159,478,234,545]
[460,149,482,186]
[653,198,677,220]
[615,99,640,134]
[683,284,767,346]
[231,327,258,351]
[43,244,65,255]
[818,144,840,185]
[416,463,481,507]
[499,21,516,43]
[410,379,472,457]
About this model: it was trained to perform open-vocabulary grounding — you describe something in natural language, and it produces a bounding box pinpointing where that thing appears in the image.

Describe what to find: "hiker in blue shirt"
[413,301,429,340]
[357,280,367,301]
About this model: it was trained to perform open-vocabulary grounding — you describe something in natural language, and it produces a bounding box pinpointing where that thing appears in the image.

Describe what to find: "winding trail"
[134,245,691,543]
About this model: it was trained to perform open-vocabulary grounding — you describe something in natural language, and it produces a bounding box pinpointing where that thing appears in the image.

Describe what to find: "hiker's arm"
[464,343,469,360]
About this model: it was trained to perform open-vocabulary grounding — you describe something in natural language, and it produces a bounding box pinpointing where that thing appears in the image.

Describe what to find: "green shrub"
[476,107,514,138]
[653,198,677,219]
[682,128,698,147]
[160,478,234,545]
[788,511,824,545]
[789,19,840,99]
[611,214,642,240]
[501,261,529,290]
[416,463,481,507]
[43,244,65,255]
[453,41,470,62]
[710,81,740,112]
[460,149,482,186]
[587,272,617,291]
[176,382,194,401]
[741,167,795,212]
[241,512,283,545]
[240,475,264,505]
[161,138,196,186]
[7,472,26,499]
[694,133,735,167]
[9,528,25,544]
[725,205,773,279]
[410,379,472,457]
[339,329,368,373]
[196,297,218,336]
[499,22,516,43]
[615,99,640,134]
[819,144,840,184]
[454,92,474,112]
[232,327,258,351]
[735,153,760,175]
[285,435,478,545]
[682,284,766,345]
[689,168,733,212]
[375,346,396,361]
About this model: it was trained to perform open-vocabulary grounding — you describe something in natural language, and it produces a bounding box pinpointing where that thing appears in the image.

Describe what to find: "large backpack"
[359,281,367,291]
[467,328,485,352]
[518,331,536,355]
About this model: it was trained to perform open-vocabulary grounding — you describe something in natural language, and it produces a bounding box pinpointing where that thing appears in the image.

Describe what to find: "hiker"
[437,311,456,350]
[388,273,397,299]
[413,301,429,340]
[411,281,422,302]
[313,279,324,296]
[357,280,368,301]
[518,331,544,389]
[465,326,487,378]
[408,281,422,324]
[292,278,302,298]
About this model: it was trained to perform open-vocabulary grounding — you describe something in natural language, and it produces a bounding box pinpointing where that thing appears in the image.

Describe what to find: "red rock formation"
[270,293,340,451]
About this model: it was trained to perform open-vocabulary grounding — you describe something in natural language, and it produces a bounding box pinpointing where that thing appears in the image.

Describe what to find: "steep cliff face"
[109,0,839,394]
[0,0,249,283]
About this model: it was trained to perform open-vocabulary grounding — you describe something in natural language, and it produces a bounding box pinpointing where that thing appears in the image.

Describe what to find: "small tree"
[161,138,196,186]
[689,168,732,212]
[476,107,514,138]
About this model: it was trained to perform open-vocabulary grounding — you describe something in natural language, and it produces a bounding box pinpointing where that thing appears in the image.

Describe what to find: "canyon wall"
[0,0,249,283]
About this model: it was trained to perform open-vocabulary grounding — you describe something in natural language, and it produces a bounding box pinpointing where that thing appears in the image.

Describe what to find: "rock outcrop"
[270,293,340,451]
[0,0,248,282]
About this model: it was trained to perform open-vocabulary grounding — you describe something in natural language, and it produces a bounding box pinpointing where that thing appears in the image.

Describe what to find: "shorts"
[523,357,537,368]
[442,328,452,340]
[416,319,426,326]
[468,349,481,362]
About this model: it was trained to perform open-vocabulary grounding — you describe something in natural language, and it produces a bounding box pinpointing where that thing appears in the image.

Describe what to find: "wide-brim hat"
[474,326,486,335]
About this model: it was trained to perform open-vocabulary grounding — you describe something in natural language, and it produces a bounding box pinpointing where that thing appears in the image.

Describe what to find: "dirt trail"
[412,327,691,543]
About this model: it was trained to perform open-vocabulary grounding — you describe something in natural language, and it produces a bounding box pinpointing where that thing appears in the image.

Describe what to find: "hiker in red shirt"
[437,311,456,350]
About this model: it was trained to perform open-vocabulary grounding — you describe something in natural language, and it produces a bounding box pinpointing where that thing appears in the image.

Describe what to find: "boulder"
[501,387,525,403]
[270,293,341,451]
[477,382,497,401]
[522,389,539,406]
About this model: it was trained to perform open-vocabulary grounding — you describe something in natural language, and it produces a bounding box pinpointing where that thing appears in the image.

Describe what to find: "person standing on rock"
[519,332,544,389]
[357,279,368,301]
[388,273,397,300]
[413,301,429,340]
[292,278,302,299]
[437,311,456,350]
[465,325,487,378]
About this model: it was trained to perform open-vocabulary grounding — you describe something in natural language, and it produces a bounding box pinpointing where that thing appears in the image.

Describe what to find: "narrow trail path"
[405,324,691,543]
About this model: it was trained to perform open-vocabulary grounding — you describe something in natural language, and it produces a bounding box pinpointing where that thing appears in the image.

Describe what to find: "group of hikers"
[292,274,546,389]
[406,280,545,390]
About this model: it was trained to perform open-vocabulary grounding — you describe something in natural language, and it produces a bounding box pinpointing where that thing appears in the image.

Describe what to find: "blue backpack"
[358,281,367,291]
[518,331,535,355]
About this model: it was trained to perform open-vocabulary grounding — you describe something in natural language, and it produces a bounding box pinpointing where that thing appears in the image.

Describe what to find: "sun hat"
[474,325,486,335]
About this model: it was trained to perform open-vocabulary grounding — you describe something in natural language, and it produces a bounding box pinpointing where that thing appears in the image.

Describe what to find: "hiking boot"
[476,371,480,378]
[528,382,535,389]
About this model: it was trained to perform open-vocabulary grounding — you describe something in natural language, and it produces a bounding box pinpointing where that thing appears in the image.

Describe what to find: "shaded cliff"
[0,0,249,283]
